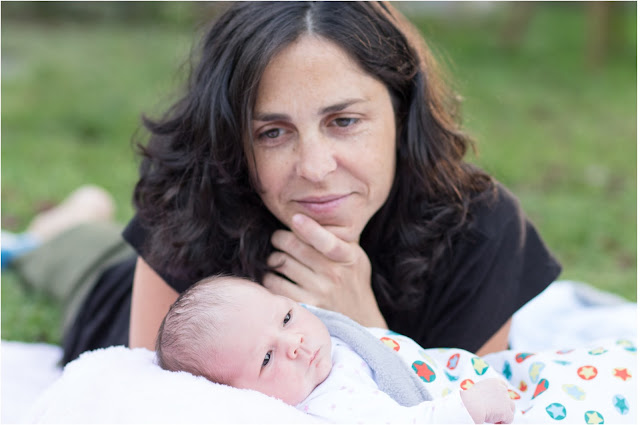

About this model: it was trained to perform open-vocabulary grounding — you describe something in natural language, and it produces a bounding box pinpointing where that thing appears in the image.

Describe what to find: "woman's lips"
[295,194,350,215]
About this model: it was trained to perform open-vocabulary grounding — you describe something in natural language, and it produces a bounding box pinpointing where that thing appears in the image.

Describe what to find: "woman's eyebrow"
[253,98,366,122]
[319,98,365,115]
[253,112,289,122]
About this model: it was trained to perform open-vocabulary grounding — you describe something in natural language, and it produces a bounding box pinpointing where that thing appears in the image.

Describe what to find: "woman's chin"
[322,224,361,243]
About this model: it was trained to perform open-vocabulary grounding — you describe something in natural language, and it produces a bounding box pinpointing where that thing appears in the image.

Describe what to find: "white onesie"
[297,336,475,424]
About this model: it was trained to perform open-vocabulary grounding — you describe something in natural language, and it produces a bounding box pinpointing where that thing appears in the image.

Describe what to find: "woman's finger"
[262,271,309,302]
[270,229,328,272]
[290,213,355,263]
[266,250,317,289]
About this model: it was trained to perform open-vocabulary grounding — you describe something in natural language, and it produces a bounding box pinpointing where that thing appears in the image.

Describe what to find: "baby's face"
[211,280,332,405]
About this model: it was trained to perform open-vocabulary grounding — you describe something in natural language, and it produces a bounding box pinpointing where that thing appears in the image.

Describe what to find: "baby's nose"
[285,334,303,359]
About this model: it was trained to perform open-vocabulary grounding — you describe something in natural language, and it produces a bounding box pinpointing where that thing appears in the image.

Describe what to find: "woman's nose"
[295,134,337,182]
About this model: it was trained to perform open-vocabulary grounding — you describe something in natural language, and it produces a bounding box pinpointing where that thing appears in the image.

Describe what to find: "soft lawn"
[1,3,636,345]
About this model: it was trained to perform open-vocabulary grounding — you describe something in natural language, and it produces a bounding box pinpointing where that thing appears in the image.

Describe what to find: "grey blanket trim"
[307,305,432,406]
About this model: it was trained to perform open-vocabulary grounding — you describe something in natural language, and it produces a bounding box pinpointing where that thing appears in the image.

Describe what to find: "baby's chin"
[293,356,333,406]
[310,352,333,391]
[318,355,332,383]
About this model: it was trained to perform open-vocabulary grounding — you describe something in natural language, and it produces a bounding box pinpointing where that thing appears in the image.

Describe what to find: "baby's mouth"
[308,349,319,367]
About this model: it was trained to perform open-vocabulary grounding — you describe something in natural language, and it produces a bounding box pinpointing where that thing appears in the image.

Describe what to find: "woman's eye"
[259,128,282,139]
[262,351,271,367]
[333,117,358,128]
[283,311,291,326]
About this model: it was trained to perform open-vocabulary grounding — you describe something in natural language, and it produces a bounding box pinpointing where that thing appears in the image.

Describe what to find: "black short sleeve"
[121,215,192,293]
[385,183,562,352]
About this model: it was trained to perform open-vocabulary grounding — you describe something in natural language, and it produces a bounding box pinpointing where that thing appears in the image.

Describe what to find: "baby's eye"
[333,117,358,128]
[262,351,271,367]
[283,311,291,326]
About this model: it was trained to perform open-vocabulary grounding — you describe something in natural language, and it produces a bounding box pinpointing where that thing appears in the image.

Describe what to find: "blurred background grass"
[1,2,636,344]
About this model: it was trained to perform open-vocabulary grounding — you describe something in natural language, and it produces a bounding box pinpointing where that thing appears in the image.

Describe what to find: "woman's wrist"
[357,303,388,329]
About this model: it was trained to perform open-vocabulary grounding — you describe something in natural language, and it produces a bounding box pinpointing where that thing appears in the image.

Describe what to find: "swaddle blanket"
[372,328,637,424]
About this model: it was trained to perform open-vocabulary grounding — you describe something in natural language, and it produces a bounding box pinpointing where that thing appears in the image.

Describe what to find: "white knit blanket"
[2,281,636,424]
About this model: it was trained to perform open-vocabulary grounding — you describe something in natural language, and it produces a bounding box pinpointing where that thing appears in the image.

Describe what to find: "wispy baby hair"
[155,274,239,383]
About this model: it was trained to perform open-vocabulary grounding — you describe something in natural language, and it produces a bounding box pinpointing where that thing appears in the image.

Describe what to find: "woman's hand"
[263,213,387,328]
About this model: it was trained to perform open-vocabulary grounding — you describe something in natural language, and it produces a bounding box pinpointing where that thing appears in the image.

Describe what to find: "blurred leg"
[12,221,134,335]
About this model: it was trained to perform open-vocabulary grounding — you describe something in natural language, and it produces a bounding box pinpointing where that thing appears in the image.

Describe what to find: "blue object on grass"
[1,231,40,269]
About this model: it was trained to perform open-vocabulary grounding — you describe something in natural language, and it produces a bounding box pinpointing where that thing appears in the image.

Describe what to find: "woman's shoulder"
[122,215,197,293]
[121,214,146,256]
[469,181,528,239]
[464,180,561,278]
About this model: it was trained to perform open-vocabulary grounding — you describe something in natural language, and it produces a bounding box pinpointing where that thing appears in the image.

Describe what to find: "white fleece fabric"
[23,346,318,424]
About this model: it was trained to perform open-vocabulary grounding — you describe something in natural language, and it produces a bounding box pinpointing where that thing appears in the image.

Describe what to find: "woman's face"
[248,36,397,243]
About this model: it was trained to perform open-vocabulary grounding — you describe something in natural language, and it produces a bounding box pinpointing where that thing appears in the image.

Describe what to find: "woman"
[61,1,560,364]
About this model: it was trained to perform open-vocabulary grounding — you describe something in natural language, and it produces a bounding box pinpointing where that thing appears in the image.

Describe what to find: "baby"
[156,275,514,424]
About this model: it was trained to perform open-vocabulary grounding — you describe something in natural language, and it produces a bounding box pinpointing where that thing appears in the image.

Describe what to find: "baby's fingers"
[500,400,515,424]
[487,390,515,424]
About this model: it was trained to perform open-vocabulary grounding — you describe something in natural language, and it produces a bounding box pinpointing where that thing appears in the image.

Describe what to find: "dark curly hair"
[134,1,494,312]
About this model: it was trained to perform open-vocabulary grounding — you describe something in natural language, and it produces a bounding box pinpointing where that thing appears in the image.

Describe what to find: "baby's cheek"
[284,384,310,406]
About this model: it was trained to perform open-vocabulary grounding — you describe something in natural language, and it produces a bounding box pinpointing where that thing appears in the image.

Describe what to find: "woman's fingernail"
[292,214,304,226]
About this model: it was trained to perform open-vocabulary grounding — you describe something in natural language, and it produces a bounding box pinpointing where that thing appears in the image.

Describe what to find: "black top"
[122,182,561,353]
[378,184,561,352]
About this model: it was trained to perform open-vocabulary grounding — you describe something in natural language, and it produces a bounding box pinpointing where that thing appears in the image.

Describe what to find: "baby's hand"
[460,378,515,424]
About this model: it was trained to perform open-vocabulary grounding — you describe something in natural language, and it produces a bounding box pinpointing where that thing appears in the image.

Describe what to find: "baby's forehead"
[211,277,267,297]
[200,278,272,314]
[208,275,261,290]
[207,281,276,331]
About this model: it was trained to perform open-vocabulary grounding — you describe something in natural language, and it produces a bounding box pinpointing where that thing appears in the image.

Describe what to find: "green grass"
[412,3,636,300]
[1,3,636,344]
[1,21,195,343]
